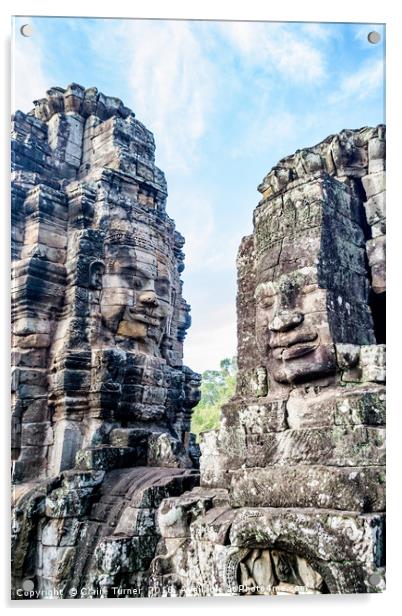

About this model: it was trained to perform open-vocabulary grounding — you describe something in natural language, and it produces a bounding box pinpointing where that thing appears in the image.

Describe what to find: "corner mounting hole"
[367,31,381,44]
[20,24,33,37]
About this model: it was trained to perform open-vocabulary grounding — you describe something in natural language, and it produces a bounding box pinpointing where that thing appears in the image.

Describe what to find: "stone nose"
[139,290,159,307]
[269,311,303,333]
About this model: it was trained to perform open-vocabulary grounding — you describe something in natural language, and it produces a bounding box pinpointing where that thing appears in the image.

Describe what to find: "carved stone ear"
[255,367,268,397]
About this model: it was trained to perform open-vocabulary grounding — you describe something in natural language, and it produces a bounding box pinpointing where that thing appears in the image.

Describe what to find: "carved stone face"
[89,260,105,290]
[100,243,173,352]
[252,173,378,386]
[255,267,336,384]
[237,548,325,595]
[183,369,202,408]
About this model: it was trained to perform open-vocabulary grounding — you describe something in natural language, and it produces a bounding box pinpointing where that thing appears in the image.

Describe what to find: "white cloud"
[219,21,326,83]
[169,187,243,275]
[301,23,336,41]
[200,232,241,272]
[172,193,216,271]
[230,108,297,159]
[183,303,237,373]
[88,19,329,174]
[12,23,51,113]
[328,58,384,104]
[106,20,217,173]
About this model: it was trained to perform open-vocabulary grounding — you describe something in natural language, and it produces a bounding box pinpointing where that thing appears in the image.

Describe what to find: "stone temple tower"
[11,85,201,597]
[149,126,386,596]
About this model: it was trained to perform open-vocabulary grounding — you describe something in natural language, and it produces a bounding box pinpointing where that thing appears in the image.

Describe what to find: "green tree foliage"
[191,357,237,440]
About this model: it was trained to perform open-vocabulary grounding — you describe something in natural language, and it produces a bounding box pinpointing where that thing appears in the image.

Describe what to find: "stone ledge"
[229,465,385,511]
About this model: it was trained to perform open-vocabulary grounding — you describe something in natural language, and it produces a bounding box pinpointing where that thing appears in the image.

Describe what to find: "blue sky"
[12,17,385,372]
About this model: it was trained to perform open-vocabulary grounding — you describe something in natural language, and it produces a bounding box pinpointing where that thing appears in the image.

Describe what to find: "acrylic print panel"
[11,16,385,599]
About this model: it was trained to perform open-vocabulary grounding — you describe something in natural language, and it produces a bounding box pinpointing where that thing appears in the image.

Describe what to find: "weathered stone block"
[370,262,386,295]
[237,400,288,433]
[360,345,386,383]
[109,428,149,448]
[371,220,386,238]
[368,137,385,174]
[42,545,76,581]
[42,518,81,546]
[362,172,385,198]
[45,488,94,518]
[115,507,156,535]
[21,422,53,446]
[245,426,385,467]
[75,446,141,471]
[95,535,159,574]
[364,191,385,225]
[158,490,221,538]
[229,466,385,511]
[287,391,335,429]
[334,388,385,426]
[367,236,386,268]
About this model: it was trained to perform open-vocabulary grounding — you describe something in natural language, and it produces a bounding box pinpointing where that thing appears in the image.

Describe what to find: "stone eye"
[155,280,170,296]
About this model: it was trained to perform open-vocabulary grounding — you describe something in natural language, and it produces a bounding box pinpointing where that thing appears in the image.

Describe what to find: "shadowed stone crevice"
[371,291,386,344]
[348,175,386,345]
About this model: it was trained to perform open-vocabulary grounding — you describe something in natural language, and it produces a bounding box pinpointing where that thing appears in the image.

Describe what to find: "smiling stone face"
[252,174,376,388]
[255,268,336,384]
[98,236,176,355]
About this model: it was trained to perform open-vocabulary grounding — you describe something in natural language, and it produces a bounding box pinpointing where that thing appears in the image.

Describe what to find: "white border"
[1,1,401,614]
